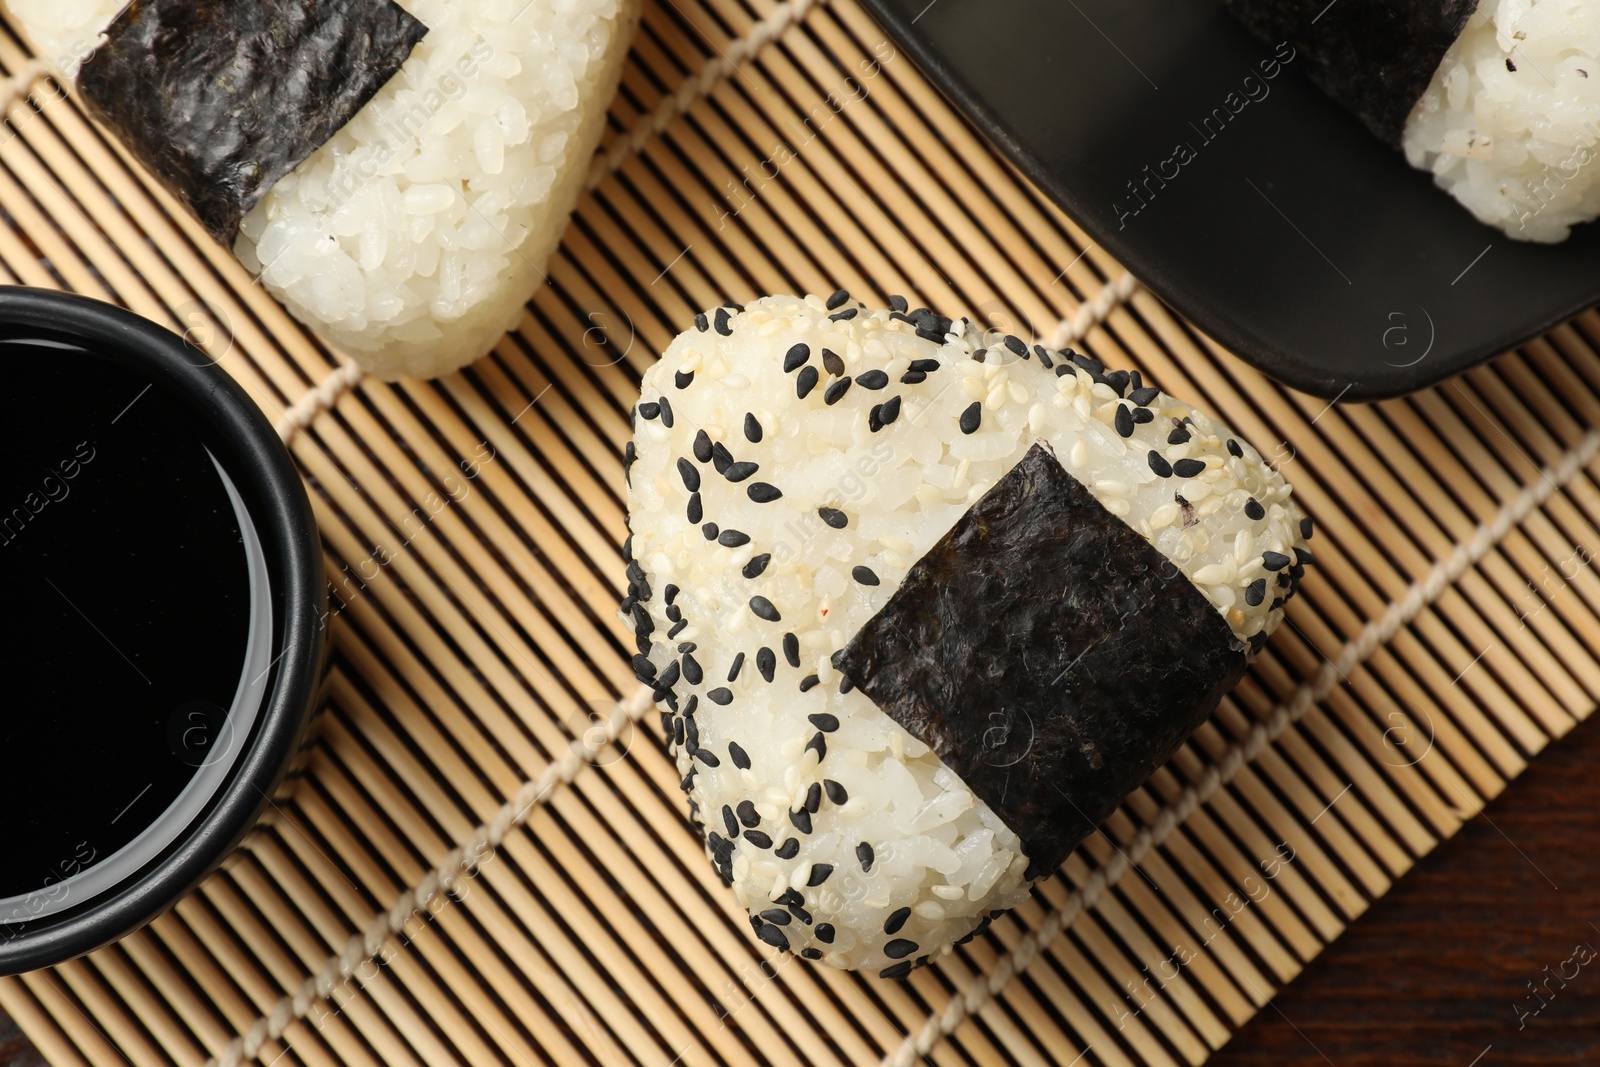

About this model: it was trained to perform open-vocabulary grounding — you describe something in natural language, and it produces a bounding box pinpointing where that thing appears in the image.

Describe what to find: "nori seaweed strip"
[77,0,428,244]
[1225,0,1478,146]
[836,443,1246,879]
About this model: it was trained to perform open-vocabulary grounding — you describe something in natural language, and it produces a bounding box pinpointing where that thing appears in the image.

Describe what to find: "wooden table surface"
[5,708,1599,1067]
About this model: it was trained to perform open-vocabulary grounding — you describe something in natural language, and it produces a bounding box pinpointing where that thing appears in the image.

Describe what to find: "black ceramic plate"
[861,0,1600,400]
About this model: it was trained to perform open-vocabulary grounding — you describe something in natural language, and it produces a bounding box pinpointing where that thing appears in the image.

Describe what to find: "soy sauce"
[0,340,253,910]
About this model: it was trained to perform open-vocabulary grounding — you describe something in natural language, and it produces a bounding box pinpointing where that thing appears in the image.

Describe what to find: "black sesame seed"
[790,807,813,834]
[884,907,911,935]
[750,596,781,622]
[658,397,674,428]
[816,922,836,943]
[809,713,840,732]
[879,395,902,426]
[776,890,803,908]
[1295,546,1314,566]
[744,830,773,849]
[1245,579,1267,607]
[824,376,852,405]
[807,863,834,887]
[672,717,685,747]
[824,779,848,805]
[718,529,751,548]
[959,402,982,435]
[775,838,800,859]
[1113,405,1134,438]
[1301,516,1314,539]
[884,938,919,960]
[868,406,884,433]
[818,507,848,529]
[1130,407,1154,424]
[760,908,791,925]
[783,343,811,373]
[686,493,703,524]
[1003,334,1027,357]
[665,585,679,606]
[797,366,820,399]
[830,308,858,321]
[714,308,732,336]
[743,553,772,579]
[800,675,821,693]
[724,461,759,482]
[900,370,927,385]
[693,430,713,463]
[783,632,800,668]
[667,619,687,638]
[852,565,880,586]
[804,732,826,759]
[826,288,849,310]
[657,660,681,688]
[638,402,660,422]
[694,312,709,333]
[748,482,783,503]
[1037,347,1055,369]
[707,687,734,705]
[821,348,845,376]
[681,654,702,685]
[1263,551,1291,571]
[806,783,822,813]
[702,522,719,540]
[729,741,751,769]
[728,652,745,683]
[1148,450,1173,478]
[755,925,788,952]
[971,349,987,363]
[801,947,823,960]
[632,654,656,680]
[856,842,875,872]
[756,647,776,682]
[737,800,760,827]
[723,805,739,837]
[694,748,721,767]
[677,458,700,491]
[1104,369,1131,395]
[909,358,940,373]
[1168,423,1191,445]
[1130,386,1161,407]
[1227,438,1244,458]
[857,369,889,390]
[744,413,763,443]
[711,442,733,474]
[1173,458,1206,478]
[1245,498,1266,521]
[675,370,695,390]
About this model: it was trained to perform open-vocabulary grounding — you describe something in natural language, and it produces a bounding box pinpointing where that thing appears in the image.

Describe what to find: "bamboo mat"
[3,1,1600,1064]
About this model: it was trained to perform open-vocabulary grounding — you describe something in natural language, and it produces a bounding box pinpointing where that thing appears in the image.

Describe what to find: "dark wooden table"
[5,711,1599,1067]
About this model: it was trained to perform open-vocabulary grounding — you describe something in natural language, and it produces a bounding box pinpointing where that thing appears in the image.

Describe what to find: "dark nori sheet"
[76,0,428,245]
[1225,0,1479,146]
[835,443,1246,878]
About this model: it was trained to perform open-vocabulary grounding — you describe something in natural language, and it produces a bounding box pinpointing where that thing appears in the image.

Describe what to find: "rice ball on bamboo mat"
[621,293,1313,976]
[7,0,638,379]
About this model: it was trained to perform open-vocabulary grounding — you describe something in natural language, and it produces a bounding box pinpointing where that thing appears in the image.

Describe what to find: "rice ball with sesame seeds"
[621,292,1311,975]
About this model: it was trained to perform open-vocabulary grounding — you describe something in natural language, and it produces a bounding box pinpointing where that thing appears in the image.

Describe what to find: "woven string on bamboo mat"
[3,1,1600,1065]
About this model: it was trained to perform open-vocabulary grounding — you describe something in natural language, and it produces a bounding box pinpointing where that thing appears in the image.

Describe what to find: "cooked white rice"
[10,0,637,379]
[625,295,1308,972]
[1403,0,1600,242]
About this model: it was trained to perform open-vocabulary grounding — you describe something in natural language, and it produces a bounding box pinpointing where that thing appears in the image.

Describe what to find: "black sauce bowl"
[0,287,326,975]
